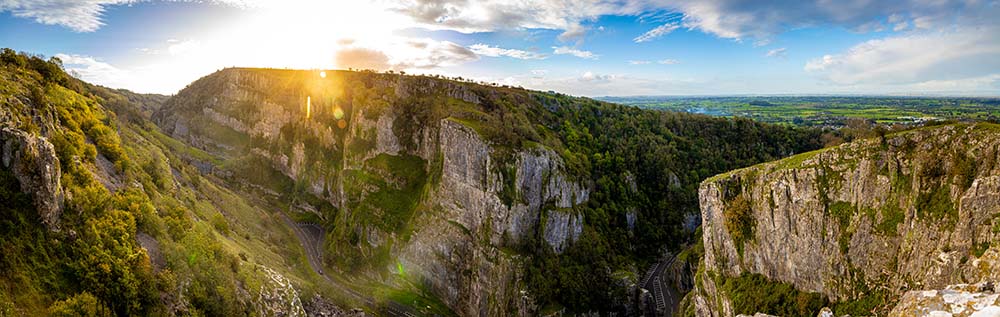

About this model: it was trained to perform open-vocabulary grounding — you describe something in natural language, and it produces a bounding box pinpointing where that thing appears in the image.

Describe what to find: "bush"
[723,273,828,316]
[875,202,904,235]
[87,124,130,170]
[48,292,111,317]
[724,194,755,256]
[916,185,956,227]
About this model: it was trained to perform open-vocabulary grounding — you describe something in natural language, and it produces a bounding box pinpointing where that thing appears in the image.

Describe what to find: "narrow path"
[279,213,416,317]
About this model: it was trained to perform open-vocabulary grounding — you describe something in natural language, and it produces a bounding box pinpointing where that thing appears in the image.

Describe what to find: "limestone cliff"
[153,68,590,315]
[689,123,1000,316]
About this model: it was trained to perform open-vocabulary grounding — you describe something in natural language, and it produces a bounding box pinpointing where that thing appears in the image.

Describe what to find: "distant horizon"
[54,63,1000,99]
[597,93,1000,99]
[3,1,999,96]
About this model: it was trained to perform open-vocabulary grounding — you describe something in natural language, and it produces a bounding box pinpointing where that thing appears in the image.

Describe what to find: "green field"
[599,96,1000,126]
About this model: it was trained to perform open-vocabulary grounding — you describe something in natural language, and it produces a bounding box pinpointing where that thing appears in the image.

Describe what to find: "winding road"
[641,253,681,317]
[279,213,416,317]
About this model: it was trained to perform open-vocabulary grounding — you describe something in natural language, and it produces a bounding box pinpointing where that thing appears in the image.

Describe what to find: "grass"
[142,125,223,166]
[720,272,828,317]
[972,241,991,258]
[724,194,754,257]
[915,185,957,229]
[772,148,826,170]
[828,201,856,254]
[446,116,488,137]
[330,153,428,271]
[352,154,427,233]
[875,201,905,236]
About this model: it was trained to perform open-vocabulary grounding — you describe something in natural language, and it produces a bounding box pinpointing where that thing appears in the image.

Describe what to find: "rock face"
[253,265,307,317]
[0,126,63,231]
[400,119,589,316]
[689,124,1000,316]
[153,68,591,316]
[890,282,1000,317]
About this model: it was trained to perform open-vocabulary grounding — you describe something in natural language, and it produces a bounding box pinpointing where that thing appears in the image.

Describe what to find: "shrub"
[87,124,129,170]
[875,202,905,235]
[48,292,111,317]
[916,185,956,228]
[723,273,828,317]
[725,194,755,256]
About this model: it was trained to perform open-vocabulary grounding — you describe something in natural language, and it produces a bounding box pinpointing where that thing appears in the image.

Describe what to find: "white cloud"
[552,46,598,59]
[634,23,680,42]
[804,27,1000,85]
[55,53,130,85]
[469,44,546,60]
[505,71,712,96]
[558,24,588,42]
[658,59,679,65]
[765,47,787,58]
[660,0,988,41]
[579,71,616,82]
[334,47,392,70]
[628,60,651,65]
[0,0,132,32]
[167,39,200,55]
[390,0,654,40]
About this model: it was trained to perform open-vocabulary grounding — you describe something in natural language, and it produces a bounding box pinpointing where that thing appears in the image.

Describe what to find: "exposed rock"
[817,307,834,317]
[0,126,63,231]
[137,232,165,272]
[153,69,593,316]
[890,283,1000,317]
[689,124,1000,316]
[303,294,364,317]
[399,119,589,316]
[253,265,307,317]
[544,210,583,253]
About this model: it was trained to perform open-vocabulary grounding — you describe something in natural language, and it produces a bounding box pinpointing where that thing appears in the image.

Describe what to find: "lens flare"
[333,106,344,119]
[319,71,326,78]
[306,96,311,119]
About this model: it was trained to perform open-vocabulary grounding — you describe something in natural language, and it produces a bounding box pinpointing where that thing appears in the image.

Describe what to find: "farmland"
[600,96,1000,126]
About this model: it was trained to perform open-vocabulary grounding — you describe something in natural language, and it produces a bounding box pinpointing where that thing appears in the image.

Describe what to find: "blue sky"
[1,0,998,96]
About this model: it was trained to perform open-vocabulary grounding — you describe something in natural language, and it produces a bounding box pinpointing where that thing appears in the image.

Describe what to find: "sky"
[1,0,999,97]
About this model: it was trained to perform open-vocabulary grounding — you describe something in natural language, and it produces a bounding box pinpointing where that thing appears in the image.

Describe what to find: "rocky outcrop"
[543,210,583,253]
[689,124,1000,316]
[890,282,1000,317]
[400,119,589,316]
[253,266,307,317]
[1,126,63,231]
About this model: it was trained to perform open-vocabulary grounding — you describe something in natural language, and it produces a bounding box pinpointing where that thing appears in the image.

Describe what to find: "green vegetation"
[829,201,856,254]
[157,67,827,312]
[720,273,828,317]
[724,194,755,256]
[972,241,991,258]
[831,270,894,317]
[603,95,1000,126]
[330,153,428,270]
[48,292,110,317]
[0,49,355,316]
[915,185,957,228]
[876,201,905,236]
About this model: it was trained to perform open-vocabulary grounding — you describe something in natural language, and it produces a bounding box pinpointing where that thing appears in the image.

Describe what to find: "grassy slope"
[0,50,370,315]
